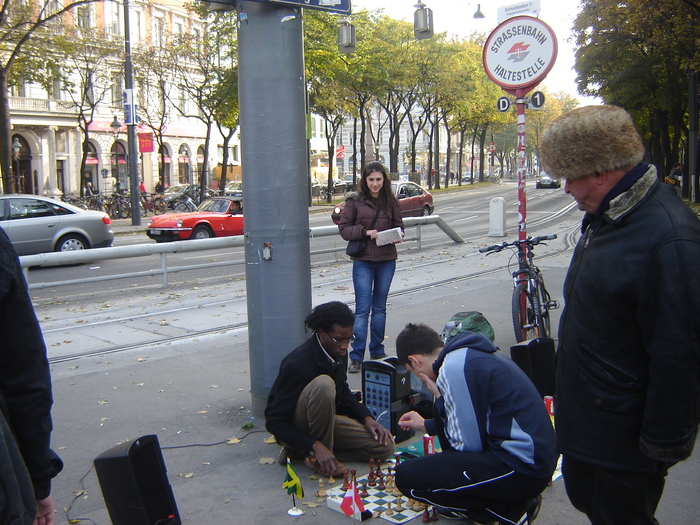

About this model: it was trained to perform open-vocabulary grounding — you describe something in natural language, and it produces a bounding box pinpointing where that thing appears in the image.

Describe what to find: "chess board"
[326,476,423,524]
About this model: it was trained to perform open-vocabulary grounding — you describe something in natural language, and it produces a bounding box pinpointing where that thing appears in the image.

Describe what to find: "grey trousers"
[293,375,395,462]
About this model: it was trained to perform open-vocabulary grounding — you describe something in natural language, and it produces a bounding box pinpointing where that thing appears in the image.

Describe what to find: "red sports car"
[331,181,434,224]
[146,196,244,242]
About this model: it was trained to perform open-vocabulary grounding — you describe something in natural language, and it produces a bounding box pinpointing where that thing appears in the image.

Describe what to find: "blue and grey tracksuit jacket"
[425,332,557,479]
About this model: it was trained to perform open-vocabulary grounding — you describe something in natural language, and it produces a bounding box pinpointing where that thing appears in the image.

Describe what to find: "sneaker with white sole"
[348,359,361,373]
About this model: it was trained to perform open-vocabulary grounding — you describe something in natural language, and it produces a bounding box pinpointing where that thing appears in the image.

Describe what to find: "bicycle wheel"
[106,202,120,220]
[154,198,166,215]
[512,282,538,342]
[534,277,552,339]
[118,201,131,219]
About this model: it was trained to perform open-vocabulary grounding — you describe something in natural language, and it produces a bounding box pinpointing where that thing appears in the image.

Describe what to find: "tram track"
[46,222,579,365]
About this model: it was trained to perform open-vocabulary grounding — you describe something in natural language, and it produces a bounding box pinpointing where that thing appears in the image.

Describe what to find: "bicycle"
[479,234,559,342]
[141,193,166,215]
[104,193,132,219]
[174,195,197,213]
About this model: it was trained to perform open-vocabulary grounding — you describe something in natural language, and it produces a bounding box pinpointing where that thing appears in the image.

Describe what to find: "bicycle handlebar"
[478,234,557,254]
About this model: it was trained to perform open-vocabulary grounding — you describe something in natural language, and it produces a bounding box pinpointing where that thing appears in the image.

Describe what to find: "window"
[84,68,94,105]
[111,75,124,107]
[152,16,165,47]
[76,5,91,28]
[9,199,56,220]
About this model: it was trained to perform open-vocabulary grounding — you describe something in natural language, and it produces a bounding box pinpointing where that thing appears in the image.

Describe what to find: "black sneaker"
[348,359,362,373]
[370,353,388,359]
[525,495,542,524]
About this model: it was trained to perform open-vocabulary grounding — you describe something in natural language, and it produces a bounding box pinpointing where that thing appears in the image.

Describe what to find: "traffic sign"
[497,96,511,112]
[482,16,558,95]
[530,91,545,108]
[247,0,351,14]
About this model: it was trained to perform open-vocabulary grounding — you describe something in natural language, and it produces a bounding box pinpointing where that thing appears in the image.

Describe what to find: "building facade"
[8,0,241,197]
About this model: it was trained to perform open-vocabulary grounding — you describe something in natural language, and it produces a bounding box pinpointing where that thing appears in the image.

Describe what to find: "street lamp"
[121,0,141,225]
[473,4,485,19]
[338,18,356,53]
[12,137,21,192]
[110,115,121,135]
[414,0,434,40]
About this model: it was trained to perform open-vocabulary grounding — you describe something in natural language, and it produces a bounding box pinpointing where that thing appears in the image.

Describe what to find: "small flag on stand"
[340,481,371,521]
[282,459,304,499]
[283,459,305,516]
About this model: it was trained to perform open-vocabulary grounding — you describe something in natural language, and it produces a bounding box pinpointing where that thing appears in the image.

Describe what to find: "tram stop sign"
[482,15,557,95]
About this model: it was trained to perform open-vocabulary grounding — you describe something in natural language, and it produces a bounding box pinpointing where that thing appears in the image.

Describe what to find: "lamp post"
[12,137,21,193]
[121,0,141,225]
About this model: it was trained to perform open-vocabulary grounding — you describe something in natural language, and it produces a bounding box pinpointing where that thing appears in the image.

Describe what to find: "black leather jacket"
[0,229,63,511]
[555,164,700,472]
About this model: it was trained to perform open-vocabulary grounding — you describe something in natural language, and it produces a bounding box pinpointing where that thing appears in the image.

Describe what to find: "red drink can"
[423,434,435,455]
[544,396,555,416]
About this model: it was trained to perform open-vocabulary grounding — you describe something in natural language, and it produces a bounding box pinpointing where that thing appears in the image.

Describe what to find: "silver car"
[0,194,114,255]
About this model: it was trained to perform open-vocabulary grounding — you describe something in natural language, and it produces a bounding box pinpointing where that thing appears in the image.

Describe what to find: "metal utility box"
[361,357,417,443]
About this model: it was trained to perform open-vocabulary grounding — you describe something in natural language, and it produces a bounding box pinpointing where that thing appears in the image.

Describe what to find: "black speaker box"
[510,337,556,398]
[94,434,180,525]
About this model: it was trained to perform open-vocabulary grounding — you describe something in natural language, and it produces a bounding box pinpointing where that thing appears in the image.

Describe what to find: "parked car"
[331,181,434,224]
[224,180,243,197]
[162,184,214,209]
[146,196,244,242]
[536,172,561,189]
[0,194,114,255]
[333,177,354,193]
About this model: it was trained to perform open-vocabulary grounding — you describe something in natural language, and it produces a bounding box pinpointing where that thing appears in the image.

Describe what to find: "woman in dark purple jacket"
[338,162,403,373]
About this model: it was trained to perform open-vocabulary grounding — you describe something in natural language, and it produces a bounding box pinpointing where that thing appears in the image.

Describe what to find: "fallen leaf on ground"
[259,457,275,465]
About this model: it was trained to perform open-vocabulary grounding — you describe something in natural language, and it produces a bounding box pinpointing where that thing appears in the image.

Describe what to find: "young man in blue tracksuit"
[394,324,557,525]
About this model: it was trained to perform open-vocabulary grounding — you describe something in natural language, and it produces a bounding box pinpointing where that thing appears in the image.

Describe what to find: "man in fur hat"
[540,105,700,524]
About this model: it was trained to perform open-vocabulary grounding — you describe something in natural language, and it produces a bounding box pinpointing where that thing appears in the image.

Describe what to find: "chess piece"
[395,495,405,512]
[328,474,335,484]
[430,506,439,521]
[360,483,369,498]
[341,471,350,491]
[385,502,394,516]
[316,478,327,498]
[394,452,402,465]
[351,469,357,486]
[422,508,432,523]
[377,473,386,491]
[411,498,422,512]
[385,474,395,492]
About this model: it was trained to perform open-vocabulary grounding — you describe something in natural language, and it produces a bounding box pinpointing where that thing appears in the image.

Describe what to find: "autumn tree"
[0,0,97,192]
[62,26,120,196]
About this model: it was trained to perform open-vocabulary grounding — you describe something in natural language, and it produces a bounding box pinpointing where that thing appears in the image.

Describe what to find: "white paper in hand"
[375,227,403,246]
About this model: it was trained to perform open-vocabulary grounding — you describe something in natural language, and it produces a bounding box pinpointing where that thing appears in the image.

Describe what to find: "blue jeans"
[349,259,396,362]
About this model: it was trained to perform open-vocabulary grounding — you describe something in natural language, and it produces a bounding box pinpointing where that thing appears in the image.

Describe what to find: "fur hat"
[540,105,645,180]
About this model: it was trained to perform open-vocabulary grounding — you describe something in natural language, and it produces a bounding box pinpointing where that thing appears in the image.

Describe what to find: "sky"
[350,0,601,106]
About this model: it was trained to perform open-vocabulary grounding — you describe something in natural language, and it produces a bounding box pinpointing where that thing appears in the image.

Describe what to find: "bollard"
[488,196,507,237]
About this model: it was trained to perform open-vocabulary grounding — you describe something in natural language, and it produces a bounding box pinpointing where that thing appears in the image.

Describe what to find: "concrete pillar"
[488,196,507,237]
[238,1,312,415]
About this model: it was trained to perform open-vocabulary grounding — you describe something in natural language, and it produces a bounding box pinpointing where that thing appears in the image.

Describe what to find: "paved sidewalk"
[43,217,700,525]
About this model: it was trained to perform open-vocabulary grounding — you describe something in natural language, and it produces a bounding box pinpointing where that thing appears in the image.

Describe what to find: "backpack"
[441,311,495,344]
